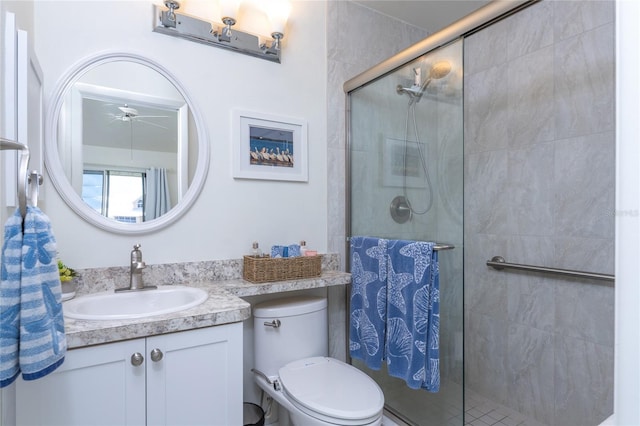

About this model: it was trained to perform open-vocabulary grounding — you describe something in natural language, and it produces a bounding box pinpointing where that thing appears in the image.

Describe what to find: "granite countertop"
[63,271,351,349]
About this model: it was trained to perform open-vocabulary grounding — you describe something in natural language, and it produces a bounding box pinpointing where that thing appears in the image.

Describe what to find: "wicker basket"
[243,255,322,283]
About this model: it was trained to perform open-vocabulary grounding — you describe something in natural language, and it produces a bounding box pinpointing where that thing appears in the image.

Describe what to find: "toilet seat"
[278,357,384,425]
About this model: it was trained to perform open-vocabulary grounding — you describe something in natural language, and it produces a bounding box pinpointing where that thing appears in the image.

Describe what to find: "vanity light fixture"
[153,0,291,63]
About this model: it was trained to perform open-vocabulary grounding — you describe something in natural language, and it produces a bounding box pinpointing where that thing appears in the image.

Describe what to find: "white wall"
[33,0,327,269]
[614,1,640,424]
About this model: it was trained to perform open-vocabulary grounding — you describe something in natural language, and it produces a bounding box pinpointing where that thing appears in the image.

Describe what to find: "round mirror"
[45,52,209,234]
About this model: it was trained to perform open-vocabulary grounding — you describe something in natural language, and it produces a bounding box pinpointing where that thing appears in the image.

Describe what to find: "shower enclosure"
[347,39,464,426]
[345,1,615,425]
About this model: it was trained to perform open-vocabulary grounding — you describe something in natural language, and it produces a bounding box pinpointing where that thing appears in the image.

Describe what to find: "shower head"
[397,60,453,104]
[428,60,452,80]
[414,60,452,103]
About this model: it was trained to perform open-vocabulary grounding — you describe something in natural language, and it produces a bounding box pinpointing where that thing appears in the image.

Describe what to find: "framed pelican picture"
[232,110,308,182]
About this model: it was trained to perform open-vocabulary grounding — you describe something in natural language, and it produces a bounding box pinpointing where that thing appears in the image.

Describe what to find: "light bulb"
[219,0,241,20]
[267,0,291,35]
[182,0,217,22]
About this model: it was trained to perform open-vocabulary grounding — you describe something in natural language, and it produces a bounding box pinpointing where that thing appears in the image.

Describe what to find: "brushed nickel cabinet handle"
[131,352,144,366]
[150,348,164,362]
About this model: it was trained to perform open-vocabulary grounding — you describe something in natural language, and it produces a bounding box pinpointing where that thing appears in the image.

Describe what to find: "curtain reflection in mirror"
[144,167,171,221]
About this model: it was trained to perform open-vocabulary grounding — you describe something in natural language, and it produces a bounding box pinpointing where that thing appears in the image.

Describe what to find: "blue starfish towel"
[349,236,387,370]
[385,239,439,391]
[0,207,66,387]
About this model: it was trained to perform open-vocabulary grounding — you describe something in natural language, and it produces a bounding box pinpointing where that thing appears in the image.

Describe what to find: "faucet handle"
[131,244,142,258]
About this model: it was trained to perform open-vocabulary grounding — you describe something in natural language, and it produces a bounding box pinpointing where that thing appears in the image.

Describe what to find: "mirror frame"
[45,52,209,234]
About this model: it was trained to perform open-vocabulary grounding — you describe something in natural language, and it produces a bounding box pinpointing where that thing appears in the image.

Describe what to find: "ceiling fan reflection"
[108,104,169,130]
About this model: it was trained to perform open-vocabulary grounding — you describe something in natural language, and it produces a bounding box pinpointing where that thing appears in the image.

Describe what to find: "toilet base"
[262,393,285,426]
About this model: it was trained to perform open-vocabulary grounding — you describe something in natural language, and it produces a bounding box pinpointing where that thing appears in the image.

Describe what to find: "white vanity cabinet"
[16,323,243,426]
[145,323,242,425]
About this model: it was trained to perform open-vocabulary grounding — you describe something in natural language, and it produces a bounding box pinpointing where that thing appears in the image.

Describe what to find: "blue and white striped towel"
[0,207,66,387]
[385,239,440,391]
[349,236,388,370]
[0,208,23,387]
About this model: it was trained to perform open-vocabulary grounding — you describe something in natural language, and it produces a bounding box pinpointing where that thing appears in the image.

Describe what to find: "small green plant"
[58,260,77,282]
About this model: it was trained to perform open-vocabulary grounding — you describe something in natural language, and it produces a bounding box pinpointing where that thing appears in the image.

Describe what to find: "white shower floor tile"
[464,388,548,426]
[380,382,546,426]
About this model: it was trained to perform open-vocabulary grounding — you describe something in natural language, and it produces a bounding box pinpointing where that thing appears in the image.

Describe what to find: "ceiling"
[83,99,178,153]
[352,0,491,32]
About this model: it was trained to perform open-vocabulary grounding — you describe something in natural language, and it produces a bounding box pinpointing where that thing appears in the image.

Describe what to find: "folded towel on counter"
[0,207,66,388]
[385,239,439,391]
[349,236,388,370]
[270,244,301,258]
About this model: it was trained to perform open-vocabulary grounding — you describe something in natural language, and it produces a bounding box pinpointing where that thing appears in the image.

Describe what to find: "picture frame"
[382,137,427,188]
[232,110,308,182]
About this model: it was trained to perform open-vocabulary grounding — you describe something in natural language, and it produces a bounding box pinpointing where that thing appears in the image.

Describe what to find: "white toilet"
[252,296,384,426]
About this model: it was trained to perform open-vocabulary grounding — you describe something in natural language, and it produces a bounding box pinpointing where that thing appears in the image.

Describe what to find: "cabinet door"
[16,339,146,426]
[146,323,243,426]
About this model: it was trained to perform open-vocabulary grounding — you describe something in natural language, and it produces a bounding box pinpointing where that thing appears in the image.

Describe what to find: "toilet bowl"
[253,296,384,426]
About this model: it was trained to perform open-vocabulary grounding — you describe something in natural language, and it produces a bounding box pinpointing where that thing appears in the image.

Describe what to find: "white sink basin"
[63,285,208,320]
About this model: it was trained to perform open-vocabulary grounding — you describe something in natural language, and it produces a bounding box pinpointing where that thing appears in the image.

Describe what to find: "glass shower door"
[347,39,464,426]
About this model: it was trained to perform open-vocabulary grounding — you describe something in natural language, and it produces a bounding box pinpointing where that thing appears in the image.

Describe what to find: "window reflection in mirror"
[82,170,145,223]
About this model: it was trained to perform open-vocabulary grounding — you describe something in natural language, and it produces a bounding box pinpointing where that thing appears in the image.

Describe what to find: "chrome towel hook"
[0,137,43,219]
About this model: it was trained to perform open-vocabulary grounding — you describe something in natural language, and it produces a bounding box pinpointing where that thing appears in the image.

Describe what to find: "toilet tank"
[253,296,328,377]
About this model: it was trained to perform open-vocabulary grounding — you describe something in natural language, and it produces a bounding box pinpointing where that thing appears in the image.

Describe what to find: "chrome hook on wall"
[0,137,43,219]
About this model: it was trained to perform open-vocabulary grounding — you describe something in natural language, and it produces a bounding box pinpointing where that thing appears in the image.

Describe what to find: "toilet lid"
[278,357,384,422]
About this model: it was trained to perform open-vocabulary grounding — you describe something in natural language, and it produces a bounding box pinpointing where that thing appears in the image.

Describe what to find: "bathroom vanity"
[14,270,350,426]
[15,282,249,426]
[16,324,241,425]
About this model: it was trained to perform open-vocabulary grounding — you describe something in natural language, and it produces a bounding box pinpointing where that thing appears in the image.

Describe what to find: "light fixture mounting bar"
[152,4,281,64]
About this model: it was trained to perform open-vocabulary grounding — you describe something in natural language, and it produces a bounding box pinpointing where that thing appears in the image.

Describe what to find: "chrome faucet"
[130,243,146,289]
[116,244,157,292]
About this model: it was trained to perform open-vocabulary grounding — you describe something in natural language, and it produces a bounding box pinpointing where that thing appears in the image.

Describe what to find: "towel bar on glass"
[486,256,614,283]
[434,243,455,251]
[346,237,454,252]
[0,137,42,219]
